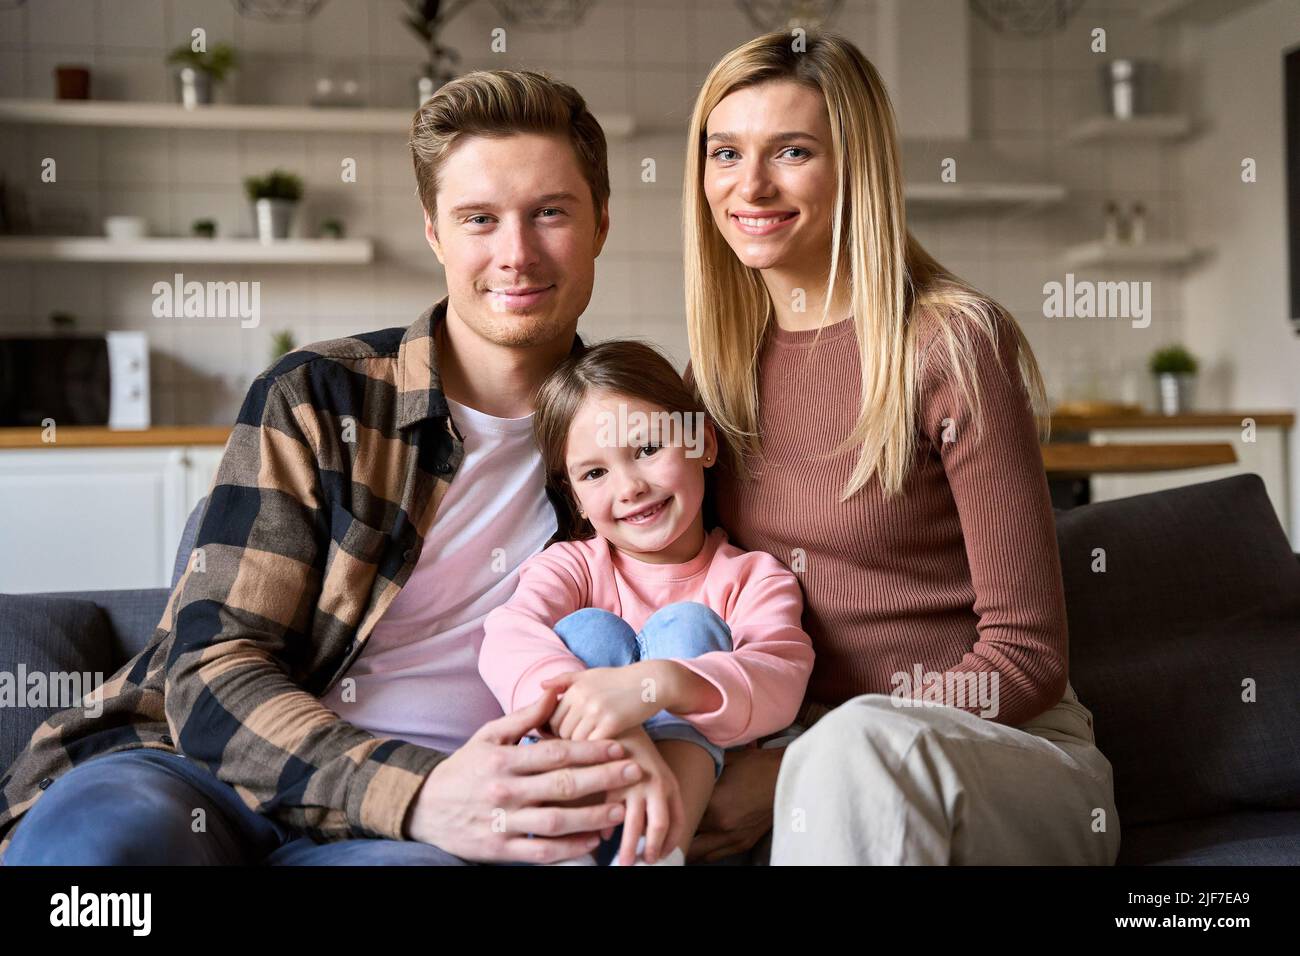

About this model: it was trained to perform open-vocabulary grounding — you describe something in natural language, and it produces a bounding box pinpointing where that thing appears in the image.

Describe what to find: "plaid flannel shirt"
[0,297,582,857]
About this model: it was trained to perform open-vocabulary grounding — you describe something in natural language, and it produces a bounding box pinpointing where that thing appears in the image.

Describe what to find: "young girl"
[479,340,813,866]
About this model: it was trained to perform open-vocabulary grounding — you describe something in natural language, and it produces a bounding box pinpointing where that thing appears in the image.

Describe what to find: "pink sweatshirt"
[478,527,814,747]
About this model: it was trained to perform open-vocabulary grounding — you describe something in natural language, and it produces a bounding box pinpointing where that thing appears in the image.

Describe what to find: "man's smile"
[485,284,556,310]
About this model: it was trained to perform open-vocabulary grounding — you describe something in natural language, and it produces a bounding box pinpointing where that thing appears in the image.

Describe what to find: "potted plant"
[54,65,92,100]
[318,217,345,239]
[403,0,469,105]
[1149,345,1199,415]
[191,218,217,239]
[270,330,297,362]
[166,42,237,108]
[244,169,303,243]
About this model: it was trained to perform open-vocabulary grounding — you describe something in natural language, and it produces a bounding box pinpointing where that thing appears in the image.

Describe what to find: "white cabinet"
[1089,425,1292,533]
[183,447,224,516]
[0,445,223,593]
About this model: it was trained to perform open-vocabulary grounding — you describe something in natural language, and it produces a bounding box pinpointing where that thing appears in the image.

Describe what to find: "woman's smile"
[731,210,799,236]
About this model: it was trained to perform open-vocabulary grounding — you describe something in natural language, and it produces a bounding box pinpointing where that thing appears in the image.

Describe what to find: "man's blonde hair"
[409,69,610,221]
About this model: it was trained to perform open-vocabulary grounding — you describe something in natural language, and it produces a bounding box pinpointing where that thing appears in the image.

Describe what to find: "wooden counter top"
[1046,411,1294,431]
[0,417,1266,482]
[1040,442,1237,478]
[0,425,233,448]
[3,429,1239,479]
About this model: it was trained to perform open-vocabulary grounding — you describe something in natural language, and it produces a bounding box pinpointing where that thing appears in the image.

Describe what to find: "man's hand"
[687,744,783,863]
[541,662,666,741]
[404,690,643,864]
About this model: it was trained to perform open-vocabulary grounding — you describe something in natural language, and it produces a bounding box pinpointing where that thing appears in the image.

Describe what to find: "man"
[0,71,673,865]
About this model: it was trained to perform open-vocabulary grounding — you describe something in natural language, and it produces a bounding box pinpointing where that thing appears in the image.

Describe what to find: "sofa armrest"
[170,495,208,591]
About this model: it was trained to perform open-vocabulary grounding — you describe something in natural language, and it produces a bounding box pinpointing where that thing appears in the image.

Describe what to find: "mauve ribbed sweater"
[713,308,1068,728]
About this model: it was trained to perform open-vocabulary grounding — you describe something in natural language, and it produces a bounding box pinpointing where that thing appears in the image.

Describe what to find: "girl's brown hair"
[534,340,720,545]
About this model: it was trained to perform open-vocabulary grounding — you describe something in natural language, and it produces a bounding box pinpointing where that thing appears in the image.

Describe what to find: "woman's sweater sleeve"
[916,313,1068,726]
[478,547,589,718]
[671,556,815,747]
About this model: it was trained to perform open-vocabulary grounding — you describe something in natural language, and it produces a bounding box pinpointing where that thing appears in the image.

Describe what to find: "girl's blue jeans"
[528,601,732,780]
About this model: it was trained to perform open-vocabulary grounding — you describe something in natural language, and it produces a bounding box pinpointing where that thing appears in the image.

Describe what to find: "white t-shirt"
[318,397,557,753]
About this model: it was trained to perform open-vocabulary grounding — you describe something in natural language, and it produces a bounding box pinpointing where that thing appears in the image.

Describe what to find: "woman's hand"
[541,662,668,741]
[687,744,784,863]
[603,725,687,864]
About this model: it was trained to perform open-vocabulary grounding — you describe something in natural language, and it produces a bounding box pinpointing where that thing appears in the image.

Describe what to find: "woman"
[681,31,1121,865]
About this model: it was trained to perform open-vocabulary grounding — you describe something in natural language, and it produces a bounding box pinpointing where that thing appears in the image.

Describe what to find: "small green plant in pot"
[270,329,297,362]
[1149,345,1199,415]
[167,42,236,108]
[244,169,303,244]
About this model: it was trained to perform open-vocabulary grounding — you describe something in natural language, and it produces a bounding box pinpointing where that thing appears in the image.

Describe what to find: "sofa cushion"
[1057,475,1300,636]
[1119,809,1300,865]
[1057,475,1300,827]
[0,593,119,776]
[67,588,172,661]
[1080,614,1300,826]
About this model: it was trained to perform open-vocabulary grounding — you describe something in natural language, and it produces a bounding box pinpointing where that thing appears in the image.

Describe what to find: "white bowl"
[104,216,147,241]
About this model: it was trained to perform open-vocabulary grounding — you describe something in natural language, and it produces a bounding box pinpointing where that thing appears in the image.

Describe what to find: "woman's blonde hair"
[683,30,1049,500]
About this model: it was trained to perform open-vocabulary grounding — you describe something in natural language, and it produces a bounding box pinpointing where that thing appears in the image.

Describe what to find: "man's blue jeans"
[1,748,469,865]
[538,601,732,779]
[1,745,756,866]
[2,603,733,866]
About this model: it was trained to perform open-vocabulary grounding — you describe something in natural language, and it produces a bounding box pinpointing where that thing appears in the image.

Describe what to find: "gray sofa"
[2,474,1298,864]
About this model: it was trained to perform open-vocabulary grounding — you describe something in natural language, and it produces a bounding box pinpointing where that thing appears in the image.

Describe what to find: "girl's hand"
[542,662,668,741]
[603,725,686,864]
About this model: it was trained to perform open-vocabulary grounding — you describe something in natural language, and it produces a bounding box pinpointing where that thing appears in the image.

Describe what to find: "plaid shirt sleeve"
[162,370,447,842]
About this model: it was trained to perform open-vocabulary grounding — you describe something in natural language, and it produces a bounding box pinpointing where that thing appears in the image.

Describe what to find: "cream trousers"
[767,681,1121,865]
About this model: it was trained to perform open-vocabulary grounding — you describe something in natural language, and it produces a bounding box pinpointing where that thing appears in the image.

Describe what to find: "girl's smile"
[618,495,673,525]
[564,390,717,565]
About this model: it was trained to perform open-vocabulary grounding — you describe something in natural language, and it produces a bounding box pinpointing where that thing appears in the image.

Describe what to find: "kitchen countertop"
[0,425,233,448]
[1040,442,1237,478]
[1,411,1293,450]
[2,408,1289,447]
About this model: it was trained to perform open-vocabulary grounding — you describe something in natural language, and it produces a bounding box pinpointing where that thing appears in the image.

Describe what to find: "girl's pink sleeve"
[672,557,814,747]
[478,547,590,717]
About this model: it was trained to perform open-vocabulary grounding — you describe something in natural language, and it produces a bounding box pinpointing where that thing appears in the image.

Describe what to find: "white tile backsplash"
[92,50,170,100]
[96,0,168,50]
[99,128,171,185]
[167,0,237,49]
[0,0,1198,420]
[629,1,696,68]
[27,0,96,49]
[305,0,371,60]
[27,126,99,184]
[569,0,629,66]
